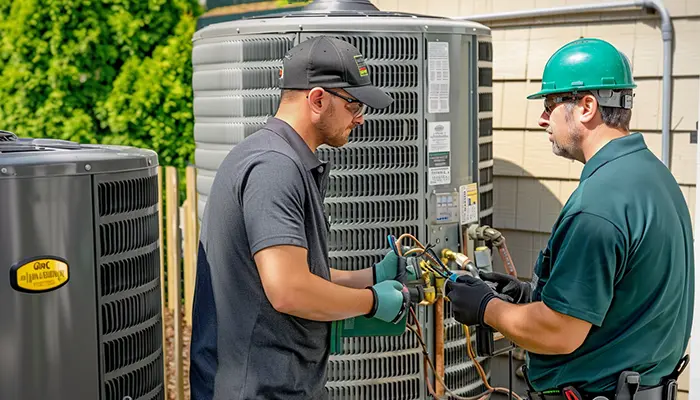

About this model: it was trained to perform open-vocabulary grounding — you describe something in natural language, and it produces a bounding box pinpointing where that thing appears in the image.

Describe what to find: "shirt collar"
[580,132,648,181]
[263,117,325,171]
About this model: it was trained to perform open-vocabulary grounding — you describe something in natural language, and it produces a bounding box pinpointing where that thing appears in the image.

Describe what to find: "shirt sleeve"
[241,152,308,255]
[541,212,626,327]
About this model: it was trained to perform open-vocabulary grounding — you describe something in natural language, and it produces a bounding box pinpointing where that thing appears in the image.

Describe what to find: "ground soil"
[164,308,192,400]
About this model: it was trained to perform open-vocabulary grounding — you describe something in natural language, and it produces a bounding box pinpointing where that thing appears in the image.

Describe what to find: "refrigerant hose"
[467,224,518,277]
[390,233,522,400]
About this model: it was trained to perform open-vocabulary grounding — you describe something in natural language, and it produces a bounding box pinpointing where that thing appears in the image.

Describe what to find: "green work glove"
[366,280,410,324]
[373,250,416,285]
[373,251,400,284]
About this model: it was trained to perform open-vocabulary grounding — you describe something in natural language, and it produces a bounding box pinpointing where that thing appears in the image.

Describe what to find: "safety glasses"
[324,89,367,117]
[543,95,582,115]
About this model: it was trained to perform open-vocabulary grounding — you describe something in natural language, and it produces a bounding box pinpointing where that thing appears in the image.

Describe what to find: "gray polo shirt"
[190,117,332,400]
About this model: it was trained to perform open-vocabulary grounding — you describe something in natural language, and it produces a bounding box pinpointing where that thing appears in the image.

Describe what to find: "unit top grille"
[192,36,295,65]
[333,35,419,61]
[0,138,158,177]
[193,14,491,39]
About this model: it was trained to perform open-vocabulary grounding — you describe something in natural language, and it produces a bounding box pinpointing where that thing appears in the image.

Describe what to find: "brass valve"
[441,248,478,278]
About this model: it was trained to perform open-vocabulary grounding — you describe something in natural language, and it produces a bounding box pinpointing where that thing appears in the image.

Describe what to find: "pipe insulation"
[454,0,674,168]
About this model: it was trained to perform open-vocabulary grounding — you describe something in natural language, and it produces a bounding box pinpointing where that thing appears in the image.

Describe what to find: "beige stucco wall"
[371,0,699,396]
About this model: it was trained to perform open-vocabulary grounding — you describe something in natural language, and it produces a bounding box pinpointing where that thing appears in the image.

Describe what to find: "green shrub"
[0,0,202,169]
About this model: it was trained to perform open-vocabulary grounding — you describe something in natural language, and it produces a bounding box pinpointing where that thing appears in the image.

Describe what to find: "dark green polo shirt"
[527,133,694,393]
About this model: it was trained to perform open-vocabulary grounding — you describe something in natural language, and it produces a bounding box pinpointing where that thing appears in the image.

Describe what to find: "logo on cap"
[354,55,369,77]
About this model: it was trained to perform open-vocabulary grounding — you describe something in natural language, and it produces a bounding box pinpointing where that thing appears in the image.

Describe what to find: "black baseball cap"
[279,36,393,109]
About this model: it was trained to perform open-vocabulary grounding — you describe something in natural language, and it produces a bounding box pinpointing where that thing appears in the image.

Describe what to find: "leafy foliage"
[0,0,202,168]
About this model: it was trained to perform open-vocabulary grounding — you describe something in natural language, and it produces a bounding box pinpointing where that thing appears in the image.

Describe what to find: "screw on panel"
[85,164,92,171]
[0,168,6,174]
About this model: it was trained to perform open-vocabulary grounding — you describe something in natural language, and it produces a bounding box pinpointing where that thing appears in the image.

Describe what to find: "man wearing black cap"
[190,36,409,400]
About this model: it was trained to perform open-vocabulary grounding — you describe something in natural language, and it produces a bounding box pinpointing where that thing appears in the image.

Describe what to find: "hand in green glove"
[373,250,415,285]
[366,280,409,324]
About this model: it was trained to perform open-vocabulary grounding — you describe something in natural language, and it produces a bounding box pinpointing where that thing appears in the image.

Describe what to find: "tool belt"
[524,355,689,400]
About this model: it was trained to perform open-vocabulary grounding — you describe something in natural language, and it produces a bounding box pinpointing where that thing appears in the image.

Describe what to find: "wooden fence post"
[158,166,168,400]
[166,166,184,400]
[184,165,198,327]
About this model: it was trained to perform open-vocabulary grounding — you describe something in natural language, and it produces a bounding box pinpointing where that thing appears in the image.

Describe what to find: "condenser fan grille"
[95,170,164,400]
[191,23,494,399]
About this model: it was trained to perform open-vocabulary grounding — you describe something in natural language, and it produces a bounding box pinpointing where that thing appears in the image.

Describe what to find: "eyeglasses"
[324,89,367,117]
[544,95,581,114]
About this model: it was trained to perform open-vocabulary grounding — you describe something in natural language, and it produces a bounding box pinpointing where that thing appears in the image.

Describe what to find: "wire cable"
[394,230,523,399]
[406,305,523,400]
[408,308,492,400]
[509,348,514,400]
[394,234,451,279]
[463,324,523,400]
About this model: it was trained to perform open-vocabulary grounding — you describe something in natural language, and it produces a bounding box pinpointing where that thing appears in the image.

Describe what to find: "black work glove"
[445,275,497,327]
[479,271,532,304]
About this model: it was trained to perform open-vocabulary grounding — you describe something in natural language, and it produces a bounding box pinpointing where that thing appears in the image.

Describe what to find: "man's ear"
[580,94,597,124]
[307,87,327,116]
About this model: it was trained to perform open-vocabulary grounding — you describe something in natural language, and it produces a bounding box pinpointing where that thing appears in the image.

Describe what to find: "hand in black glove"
[444,275,497,327]
[479,271,532,304]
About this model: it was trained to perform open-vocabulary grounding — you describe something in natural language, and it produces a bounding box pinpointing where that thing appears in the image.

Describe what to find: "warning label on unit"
[460,183,479,225]
[428,41,450,114]
[428,121,451,186]
[10,257,70,293]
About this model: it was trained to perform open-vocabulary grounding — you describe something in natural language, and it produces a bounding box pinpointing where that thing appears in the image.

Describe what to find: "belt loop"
[615,371,640,400]
[668,355,690,382]
[522,365,546,400]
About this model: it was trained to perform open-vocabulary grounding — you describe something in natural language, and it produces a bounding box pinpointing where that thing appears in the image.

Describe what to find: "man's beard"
[551,134,578,161]
[551,111,583,161]
[316,103,350,148]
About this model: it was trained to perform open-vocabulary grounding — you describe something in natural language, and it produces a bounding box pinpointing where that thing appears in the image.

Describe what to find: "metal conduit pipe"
[453,0,674,168]
[690,76,700,400]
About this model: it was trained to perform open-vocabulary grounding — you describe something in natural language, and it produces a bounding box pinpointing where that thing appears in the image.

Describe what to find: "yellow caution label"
[10,257,69,293]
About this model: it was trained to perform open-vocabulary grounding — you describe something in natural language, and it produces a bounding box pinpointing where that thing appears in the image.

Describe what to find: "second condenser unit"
[191,2,494,398]
[0,134,164,400]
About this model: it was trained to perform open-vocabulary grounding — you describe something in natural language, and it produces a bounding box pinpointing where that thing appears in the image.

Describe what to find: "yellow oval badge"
[10,256,70,293]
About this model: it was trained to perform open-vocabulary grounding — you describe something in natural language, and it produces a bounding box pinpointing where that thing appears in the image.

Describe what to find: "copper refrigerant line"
[389,227,522,400]
[466,224,518,277]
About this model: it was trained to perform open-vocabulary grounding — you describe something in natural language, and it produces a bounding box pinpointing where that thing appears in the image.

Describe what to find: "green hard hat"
[527,37,636,100]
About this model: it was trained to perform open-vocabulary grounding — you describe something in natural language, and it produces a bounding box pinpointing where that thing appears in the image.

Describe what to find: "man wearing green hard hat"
[445,38,694,400]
